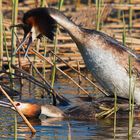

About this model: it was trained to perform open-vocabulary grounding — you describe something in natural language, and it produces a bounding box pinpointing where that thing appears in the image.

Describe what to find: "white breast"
[78,43,140,104]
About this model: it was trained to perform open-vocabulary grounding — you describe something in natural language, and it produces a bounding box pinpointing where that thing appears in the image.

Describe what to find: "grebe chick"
[12,8,140,104]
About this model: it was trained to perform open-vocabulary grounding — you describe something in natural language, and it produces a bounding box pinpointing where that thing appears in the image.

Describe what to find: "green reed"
[121,13,134,139]
[4,28,13,87]
[122,12,126,46]
[14,114,17,140]
[58,0,64,9]
[51,0,64,88]
[51,30,58,88]
[11,0,18,72]
[96,0,102,31]
[113,89,117,140]
[0,0,3,70]
[128,56,136,139]
[40,0,46,7]
[40,0,47,91]
[128,56,133,139]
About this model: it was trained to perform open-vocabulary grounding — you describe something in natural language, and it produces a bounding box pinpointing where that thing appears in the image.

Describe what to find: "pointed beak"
[24,34,32,57]
[16,32,31,54]
[10,24,33,57]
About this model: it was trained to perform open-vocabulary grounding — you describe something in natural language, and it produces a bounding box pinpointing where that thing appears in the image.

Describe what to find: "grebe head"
[13,101,41,118]
[0,100,64,118]
[11,8,57,55]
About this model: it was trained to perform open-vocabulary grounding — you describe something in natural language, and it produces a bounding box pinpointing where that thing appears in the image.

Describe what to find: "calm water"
[0,71,140,139]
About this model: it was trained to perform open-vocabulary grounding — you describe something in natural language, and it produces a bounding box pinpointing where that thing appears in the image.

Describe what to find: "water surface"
[0,71,140,139]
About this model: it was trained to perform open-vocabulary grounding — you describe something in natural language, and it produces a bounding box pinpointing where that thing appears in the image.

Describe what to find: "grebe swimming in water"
[0,100,96,120]
[1,99,140,120]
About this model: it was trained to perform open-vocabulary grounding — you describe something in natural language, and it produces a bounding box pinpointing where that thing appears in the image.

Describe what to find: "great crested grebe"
[0,100,98,120]
[0,100,65,118]
[1,100,140,119]
[12,8,140,104]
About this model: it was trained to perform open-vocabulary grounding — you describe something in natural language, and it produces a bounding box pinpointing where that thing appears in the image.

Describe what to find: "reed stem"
[11,0,18,66]
[117,0,123,19]
[96,0,101,31]
[128,55,133,139]
[122,12,126,46]
[51,0,64,88]
[0,86,36,134]
[40,0,46,7]
[58,0,64,10]
[0,0,3,70]
[50,51,108,96]
[51,31,58,88]
[114,90,117,139]
[14,114,17,140]
[32,49,90,96]
[4,28,13,88]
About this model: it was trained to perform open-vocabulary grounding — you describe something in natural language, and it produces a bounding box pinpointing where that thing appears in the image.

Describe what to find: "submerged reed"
[67,123,72,140]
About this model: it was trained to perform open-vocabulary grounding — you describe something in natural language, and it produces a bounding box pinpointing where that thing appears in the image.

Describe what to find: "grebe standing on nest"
[12,8,140,104]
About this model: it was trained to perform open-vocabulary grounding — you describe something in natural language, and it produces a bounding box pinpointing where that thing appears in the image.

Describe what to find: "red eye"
[16,103,20,106]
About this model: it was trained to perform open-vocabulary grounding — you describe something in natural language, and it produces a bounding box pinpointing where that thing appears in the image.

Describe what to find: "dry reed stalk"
[2,0,140,71]
[113,4,140,10]
[77,60,82,84]
[14,30,70,104]
[31,49,91,96]
[11,62,70,105]
[103,23,140,28]
[50,51,108,96]
[0,86,36,134]
[26,57,70,105]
